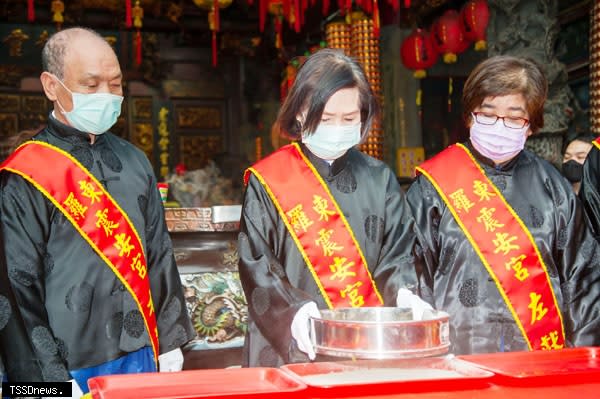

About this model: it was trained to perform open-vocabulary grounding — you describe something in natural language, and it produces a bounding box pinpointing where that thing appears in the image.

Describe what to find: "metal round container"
[310,307,450,359]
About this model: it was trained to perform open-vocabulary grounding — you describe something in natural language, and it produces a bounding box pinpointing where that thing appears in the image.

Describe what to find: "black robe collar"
[298,142,352,180]
[45,112,106,146]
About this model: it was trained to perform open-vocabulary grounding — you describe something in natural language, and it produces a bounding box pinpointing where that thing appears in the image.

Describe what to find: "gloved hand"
[396,288,433,321]
[291,301,321,360]
[43,379,83,399]
[159,347,184,372]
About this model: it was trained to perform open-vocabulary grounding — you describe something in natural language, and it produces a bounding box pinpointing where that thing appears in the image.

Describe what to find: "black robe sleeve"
[579,145,600,240]
[0,173,71,382]
[143,170,196,355]
[237,174,314,363]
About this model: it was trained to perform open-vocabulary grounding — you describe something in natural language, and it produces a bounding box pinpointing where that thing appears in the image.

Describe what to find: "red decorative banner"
[245,143,383,309]
[1,141,159,363]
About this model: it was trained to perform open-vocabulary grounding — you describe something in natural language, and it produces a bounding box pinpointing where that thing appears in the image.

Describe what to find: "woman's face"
[320,87,361,126]
[299,87,363,161]
[470,94,531,136]
[563,139,592,164]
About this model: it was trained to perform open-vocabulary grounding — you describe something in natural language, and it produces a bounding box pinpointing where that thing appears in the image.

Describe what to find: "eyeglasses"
[472,112,530,129]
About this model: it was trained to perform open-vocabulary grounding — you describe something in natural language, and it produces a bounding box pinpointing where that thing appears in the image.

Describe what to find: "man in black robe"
[0,27,195,395]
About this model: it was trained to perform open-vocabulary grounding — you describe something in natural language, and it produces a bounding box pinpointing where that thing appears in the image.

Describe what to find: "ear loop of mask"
[51,74,73,116]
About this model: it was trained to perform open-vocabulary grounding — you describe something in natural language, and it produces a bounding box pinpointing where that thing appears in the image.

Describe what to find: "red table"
[88,347,600,398]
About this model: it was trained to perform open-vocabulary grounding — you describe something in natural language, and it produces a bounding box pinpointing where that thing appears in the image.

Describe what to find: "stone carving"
[488,0,577,166]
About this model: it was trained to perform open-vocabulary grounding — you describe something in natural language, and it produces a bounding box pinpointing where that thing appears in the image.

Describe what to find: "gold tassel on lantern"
[51,0,64,30]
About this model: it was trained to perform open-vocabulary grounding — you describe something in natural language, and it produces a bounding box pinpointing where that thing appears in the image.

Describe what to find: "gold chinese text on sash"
[417,143,565,350]
[244,143,383,309]
[1,141,159,364]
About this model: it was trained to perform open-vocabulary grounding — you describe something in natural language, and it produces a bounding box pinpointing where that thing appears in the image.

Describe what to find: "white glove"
[159,347,184,372]
[396,288,433,321]
[291,302,321,360]
[43,379,83,399]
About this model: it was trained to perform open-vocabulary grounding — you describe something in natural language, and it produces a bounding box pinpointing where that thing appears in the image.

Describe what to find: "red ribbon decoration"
[28,0,35,22]
[125,0,132,28]
[212,32,217,67]
[135,31,142,66]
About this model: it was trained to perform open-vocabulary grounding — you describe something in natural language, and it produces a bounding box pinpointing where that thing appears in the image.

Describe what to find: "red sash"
[1,141,159,364]
[593,136,600,151]
[417,144,565,350]
[244,143,383,309]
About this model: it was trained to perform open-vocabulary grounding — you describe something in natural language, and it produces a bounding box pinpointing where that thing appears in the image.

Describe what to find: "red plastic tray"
[280,355,494,396]
[87,367,307,399]
[458,347,600,385]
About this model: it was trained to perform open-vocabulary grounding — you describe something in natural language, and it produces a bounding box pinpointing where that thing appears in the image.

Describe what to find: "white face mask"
[301,122,362,160]
[55,77,123,135]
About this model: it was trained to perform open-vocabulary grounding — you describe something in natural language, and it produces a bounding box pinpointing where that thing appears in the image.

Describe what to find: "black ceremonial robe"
[238,144,417,367]
[580,144,600,241]
[0,114,195,383]
[405,143,600,355]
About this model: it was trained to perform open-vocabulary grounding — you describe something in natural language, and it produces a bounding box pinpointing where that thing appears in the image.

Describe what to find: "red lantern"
[460,0,490,51]
[400,28,438,78]
[430,10,466,64]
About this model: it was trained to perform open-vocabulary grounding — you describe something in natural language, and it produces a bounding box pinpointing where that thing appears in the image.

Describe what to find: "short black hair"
[275,48,379,141]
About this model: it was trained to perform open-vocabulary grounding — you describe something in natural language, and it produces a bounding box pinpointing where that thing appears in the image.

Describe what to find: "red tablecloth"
[88,347,600,398]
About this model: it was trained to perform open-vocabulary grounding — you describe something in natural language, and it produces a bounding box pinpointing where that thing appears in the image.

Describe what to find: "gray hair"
[41,27,114,79]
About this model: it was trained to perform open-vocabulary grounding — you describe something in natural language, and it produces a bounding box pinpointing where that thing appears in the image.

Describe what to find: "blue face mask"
[302,122,362,160]
[56,78,123,135]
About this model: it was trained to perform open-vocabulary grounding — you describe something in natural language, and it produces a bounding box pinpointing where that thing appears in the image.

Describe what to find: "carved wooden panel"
[0,94,20,113]
[131,122,154,161]
[175,104,223,130]
[132,97,153,120]
[173,98,228,171]
[0,114,18,137]
[0,92,50,138]
[179,135,223,170]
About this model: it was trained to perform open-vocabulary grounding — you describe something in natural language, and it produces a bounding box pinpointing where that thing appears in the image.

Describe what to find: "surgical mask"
[56,78,123,135]
[470,119,528,161]
[562,160,583,183]
[302,122,362,160]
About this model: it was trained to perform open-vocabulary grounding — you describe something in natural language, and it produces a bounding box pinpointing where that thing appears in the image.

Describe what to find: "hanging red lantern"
[460,0,490,51]
[430,10,466,64]
[401,28,438,118]
[400,28,438,78]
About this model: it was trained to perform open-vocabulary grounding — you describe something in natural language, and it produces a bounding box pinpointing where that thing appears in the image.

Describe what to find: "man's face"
[56,36,123,113]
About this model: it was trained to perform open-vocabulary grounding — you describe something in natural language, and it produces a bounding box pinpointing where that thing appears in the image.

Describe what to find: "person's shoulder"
[351,148,388,170]
[520,149,560,174]
[520,149,574,193]
[584,143,600,164]
[105,133,150,161]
